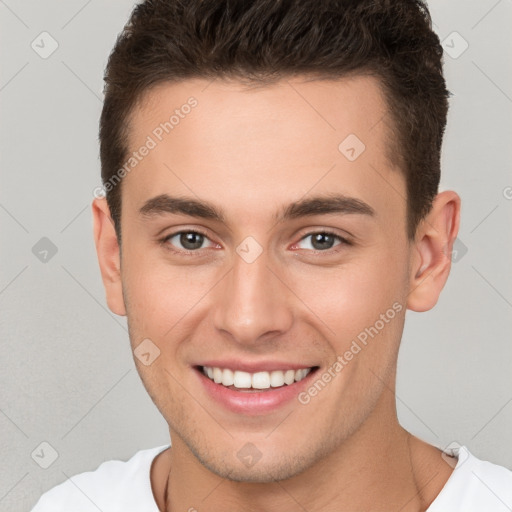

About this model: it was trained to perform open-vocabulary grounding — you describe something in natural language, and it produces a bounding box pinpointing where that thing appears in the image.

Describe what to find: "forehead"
[122,75,405,232]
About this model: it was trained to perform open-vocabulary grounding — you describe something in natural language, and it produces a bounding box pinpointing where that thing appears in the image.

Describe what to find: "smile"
[201,365,314,391]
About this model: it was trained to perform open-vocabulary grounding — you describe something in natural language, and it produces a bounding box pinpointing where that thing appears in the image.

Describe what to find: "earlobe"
[92,198,127,316]
[406,190,461,312]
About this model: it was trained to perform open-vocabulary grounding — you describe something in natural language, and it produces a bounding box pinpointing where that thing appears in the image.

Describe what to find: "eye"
[161,230,217,253]
[294,231,351,252]
[159,229,351,255]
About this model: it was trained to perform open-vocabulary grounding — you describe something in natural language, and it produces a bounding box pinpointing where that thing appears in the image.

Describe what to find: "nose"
[212,245,294,347]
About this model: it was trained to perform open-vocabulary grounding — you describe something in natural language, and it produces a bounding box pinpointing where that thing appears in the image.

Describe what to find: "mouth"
[194,365,320,393]
[192,359,322,414]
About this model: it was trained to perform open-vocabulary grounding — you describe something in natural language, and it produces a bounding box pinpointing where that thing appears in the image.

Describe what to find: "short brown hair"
[99,0,449,242]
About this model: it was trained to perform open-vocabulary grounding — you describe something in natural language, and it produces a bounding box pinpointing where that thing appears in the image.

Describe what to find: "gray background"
[1,1,511,510]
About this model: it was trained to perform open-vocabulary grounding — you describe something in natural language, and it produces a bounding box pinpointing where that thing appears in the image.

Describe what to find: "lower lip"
[194,366,319,416]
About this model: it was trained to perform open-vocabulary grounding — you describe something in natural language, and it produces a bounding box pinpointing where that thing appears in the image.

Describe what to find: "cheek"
[121,250,214,344]
[288,249,407,407]
[288,249,407,340]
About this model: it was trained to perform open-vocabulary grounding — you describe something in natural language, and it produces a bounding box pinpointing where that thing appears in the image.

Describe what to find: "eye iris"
[180,232,204,250]
[311,233,335,250]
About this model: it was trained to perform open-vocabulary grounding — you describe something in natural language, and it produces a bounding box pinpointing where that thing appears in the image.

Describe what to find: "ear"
[92,198,126,316]
[407,190,461,312]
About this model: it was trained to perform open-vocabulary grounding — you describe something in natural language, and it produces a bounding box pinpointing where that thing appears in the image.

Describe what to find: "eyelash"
[159,229,352,256]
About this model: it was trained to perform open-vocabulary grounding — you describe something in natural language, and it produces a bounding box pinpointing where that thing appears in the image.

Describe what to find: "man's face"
[115,76,413,481]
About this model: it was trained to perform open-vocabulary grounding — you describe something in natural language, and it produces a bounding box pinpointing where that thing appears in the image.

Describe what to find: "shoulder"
[429,445,512,511]
[30,444,170,512]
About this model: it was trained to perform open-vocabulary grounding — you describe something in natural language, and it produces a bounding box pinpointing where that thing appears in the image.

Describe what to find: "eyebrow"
[139,193,375,224]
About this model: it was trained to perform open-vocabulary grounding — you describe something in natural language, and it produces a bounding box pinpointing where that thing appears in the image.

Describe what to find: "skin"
[93,75,461,511]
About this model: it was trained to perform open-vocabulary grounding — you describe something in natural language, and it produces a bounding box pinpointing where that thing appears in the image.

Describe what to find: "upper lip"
[195,360,319,373]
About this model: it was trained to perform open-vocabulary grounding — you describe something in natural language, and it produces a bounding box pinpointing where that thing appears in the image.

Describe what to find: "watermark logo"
[31,441,59,469]
[441,441,469,469]
[236,236,263,264]
[237,442,263,468]
[338,134,366,162]
[31,31,59,59]
[134,338,161,366]
[32,237,58,263]
[442,31,469,59]
[443,237,468,263]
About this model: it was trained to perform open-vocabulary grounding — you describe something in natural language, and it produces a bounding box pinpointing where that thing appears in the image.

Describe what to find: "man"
[32,0,512,510]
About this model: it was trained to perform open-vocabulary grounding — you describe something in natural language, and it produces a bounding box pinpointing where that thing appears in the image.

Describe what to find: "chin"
[190,441,323,484]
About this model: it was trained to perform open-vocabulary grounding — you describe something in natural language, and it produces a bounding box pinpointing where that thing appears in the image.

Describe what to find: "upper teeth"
[202,366,312,389]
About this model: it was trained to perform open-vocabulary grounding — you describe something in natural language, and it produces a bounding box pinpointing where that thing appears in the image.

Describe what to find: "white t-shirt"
[31,444,512,511]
